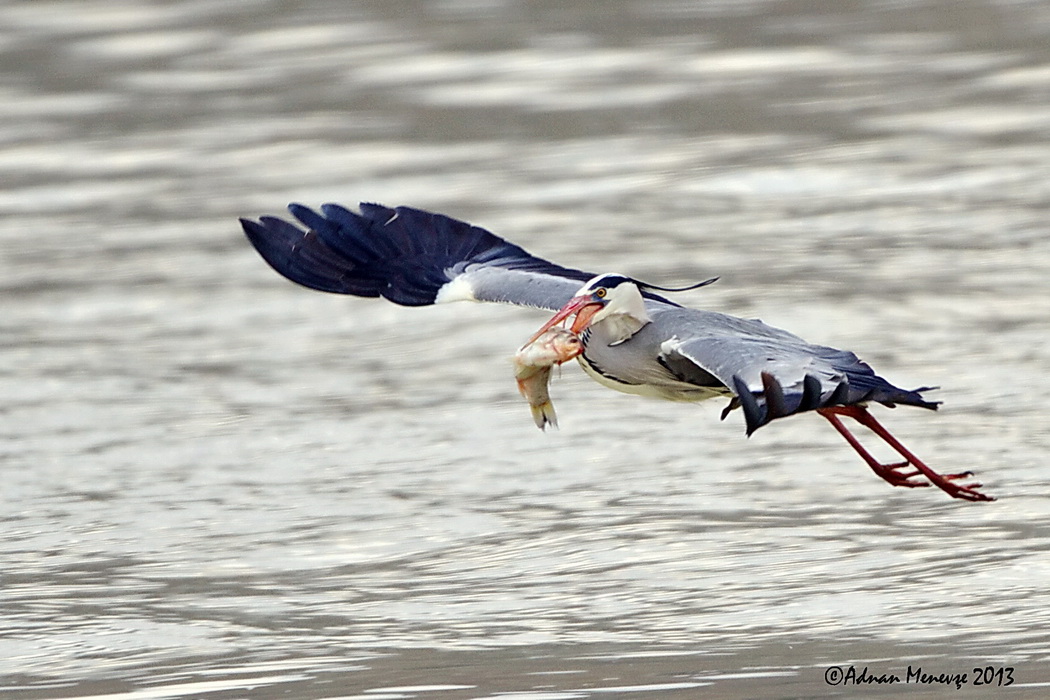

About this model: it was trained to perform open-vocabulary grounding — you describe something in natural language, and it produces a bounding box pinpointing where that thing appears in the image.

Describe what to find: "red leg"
[817,405,995,502]
[820,410,927,488]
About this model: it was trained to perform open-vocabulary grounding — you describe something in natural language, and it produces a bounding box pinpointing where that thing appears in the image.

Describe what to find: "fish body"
[513,328,583,430]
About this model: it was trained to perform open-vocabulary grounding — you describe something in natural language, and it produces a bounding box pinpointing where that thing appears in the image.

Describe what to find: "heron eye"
[594,288,607,299]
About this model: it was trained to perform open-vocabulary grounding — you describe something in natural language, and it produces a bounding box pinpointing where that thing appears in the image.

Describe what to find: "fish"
[513,327,584,430]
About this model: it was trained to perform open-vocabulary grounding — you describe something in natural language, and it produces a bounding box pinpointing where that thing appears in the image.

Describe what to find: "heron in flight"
[240,202,993,502]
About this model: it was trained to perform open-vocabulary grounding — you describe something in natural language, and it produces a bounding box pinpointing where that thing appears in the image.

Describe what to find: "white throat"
[595,312,649,345]
[591,285,651,344]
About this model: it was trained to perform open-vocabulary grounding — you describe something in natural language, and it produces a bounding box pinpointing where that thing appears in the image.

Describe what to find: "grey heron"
[240,202,993,502]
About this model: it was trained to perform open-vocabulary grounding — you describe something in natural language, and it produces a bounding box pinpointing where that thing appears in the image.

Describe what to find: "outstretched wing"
[657,313,938,435]
[241,202,597,311]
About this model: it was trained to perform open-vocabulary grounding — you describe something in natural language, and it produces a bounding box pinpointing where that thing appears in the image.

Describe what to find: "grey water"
[3,1,1050,697]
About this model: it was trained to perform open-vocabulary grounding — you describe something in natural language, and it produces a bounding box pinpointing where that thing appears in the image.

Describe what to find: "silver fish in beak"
[513,327,584,430]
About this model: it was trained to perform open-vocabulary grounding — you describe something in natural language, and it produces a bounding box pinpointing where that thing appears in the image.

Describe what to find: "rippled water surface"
[3,1,1050,697]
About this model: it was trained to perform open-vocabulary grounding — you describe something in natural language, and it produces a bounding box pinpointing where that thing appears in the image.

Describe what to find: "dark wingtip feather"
[800,375,823,412]
[732,374,764,436]
[826,381,850,407]
[760,372,787,419]
[245,215,381,295]
[727,371,943,437]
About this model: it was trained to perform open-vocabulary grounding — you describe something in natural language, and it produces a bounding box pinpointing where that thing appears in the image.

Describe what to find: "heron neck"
[593,313,649,345]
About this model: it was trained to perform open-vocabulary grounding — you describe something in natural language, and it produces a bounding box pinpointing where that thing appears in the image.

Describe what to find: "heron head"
[525,273,648,345]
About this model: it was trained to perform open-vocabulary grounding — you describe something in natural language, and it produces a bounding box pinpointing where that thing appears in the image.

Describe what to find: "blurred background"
[2,1,1049,698]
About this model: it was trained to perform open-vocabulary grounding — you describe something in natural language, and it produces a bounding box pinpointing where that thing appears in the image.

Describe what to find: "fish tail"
[530,401,558,431]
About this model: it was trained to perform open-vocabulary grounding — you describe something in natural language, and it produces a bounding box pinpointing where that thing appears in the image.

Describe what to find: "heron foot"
[817,405,995,502]
[873,461,929,488]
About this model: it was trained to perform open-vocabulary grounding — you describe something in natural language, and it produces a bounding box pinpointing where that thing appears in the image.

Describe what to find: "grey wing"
[660,333,939,435]
[241,202,595,311]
